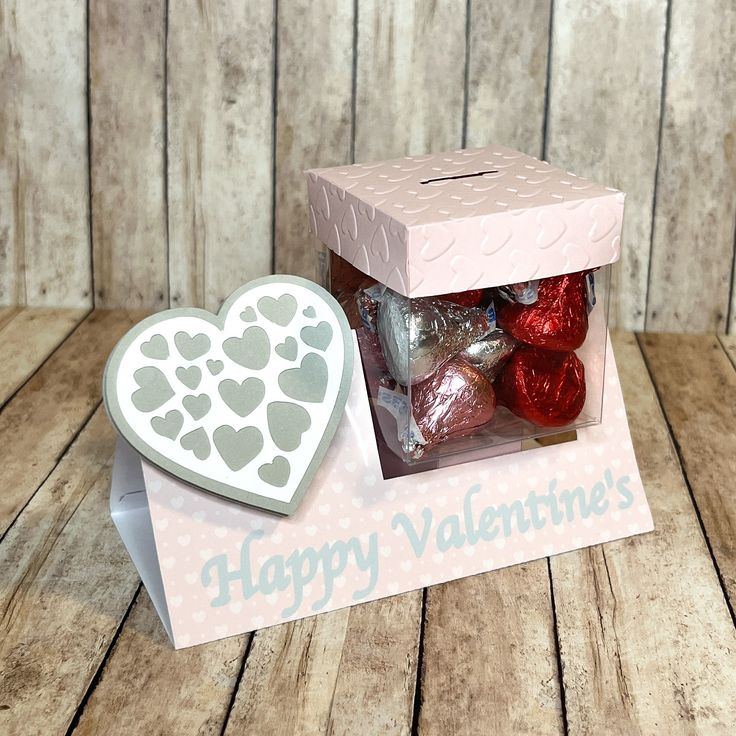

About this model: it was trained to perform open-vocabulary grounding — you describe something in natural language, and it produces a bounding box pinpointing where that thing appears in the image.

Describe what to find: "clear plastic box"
[307,145,623,476]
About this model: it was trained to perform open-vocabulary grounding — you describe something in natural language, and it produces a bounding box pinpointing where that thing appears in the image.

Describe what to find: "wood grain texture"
[225,595,421,735]
[0,409,140,736]
[354,0,467,160]
[0,306,21,331]
[89,0,168,308]
[72,590,248,736]
[418,564,563,736]
[0,309,143,535]
[545,0,668,331]
[550,332,736,734]
[224,610,350,735]
[465,0,551,156]
[324,594,421,735]
[639,333,736,610]
[0,0,91,307]
[0,307,87,406]
[647,1,736,332]
[274,0,354,279]
[719,334,736,367]
[168,0,274,311]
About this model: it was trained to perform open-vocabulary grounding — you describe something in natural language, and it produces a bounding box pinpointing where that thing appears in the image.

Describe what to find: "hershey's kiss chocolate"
[409,358,497,458]
[437,289,484,308]
[460,330,519,381]
[495,345,586,427]
[497,271,589,351]
[377,288,493,386]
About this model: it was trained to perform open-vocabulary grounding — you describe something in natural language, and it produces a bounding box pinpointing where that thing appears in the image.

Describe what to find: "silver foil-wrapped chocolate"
[377,288,494,386]
[460,330,519,381]
[496,280,540,305]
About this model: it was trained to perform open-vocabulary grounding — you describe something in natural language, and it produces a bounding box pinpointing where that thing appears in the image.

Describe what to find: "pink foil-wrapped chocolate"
[377,288,493,386]
[409,358,496,457]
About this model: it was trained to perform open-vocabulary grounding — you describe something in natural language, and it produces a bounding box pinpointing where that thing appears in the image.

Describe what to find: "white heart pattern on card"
[103,275,354,515]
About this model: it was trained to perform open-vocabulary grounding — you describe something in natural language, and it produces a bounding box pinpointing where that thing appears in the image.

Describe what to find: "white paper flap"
[110,438,174,643]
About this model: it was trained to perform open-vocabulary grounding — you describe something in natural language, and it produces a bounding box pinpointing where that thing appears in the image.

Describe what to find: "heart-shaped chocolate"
[497,271,589,351]
[103,275,354,515]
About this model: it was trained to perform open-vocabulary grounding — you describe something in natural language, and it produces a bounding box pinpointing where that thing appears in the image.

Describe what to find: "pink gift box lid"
[306,145,624,298]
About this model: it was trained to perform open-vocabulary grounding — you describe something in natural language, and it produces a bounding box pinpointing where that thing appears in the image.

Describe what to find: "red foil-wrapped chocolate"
[495,346,586,427]
[410,358,496,457]
[437,289,484,308]
[497,272,588,351]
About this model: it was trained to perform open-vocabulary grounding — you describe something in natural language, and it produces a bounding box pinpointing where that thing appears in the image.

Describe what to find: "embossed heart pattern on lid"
[103,275,354,515]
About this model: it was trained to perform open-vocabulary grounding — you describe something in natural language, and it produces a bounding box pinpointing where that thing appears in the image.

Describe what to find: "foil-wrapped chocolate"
[495,345,586,427]
[377,288,494,386]
[496,280,540,305]
[355,284,383,332]
[437,289,484,308]
[497,272,589,351]
[460,330,518,381]
[409,358,497,458]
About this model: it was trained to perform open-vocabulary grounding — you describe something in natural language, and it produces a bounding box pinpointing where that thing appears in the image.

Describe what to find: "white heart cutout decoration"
[103,275,354,515]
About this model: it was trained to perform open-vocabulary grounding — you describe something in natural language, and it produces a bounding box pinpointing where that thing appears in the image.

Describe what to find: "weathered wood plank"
[639,333,736,610]
[0,309,143,535]
[647,2,736,332]
[89,0,168,308]
[719,334,736,367]
[354,0,467,160]
[72,590,248,736]
[550,332,736,734]
[0,0,91,307]
[418,564,563,736]
[0,306,21,332]
[0,409,140,736]
[274,0,354,279]
[224,610,351,735]
[545,0,668,331]
[225,594,421,735]
[325,594,421,735]
[465,0,551,155]
[168,0,274,310]
[0,307,88,406]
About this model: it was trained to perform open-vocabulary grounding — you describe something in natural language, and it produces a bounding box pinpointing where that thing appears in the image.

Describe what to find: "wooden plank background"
[2,0,735,332]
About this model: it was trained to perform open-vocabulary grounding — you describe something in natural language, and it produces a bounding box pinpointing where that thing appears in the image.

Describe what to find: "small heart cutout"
[207,359,224,375]
[259,456,290,487]
[213,425,263,471]
[257,294,297,326]
[175,331,211,361]
[303,306,316,318]
[140,334,169,360]
[176,365,201,390]
[275,336,298,361]
[278,353,328,403]
[300,321,333,351]
[240,306,257,322]
[180,427,211,460]
[223,326,270,370]
[218,377,265,418]
[132,367,174,412]
[183,393,211,420]
[267,402,311,451]
[151,409,183,440]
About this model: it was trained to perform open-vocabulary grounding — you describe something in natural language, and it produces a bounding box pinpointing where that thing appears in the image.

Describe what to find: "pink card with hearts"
[110,332,653,649]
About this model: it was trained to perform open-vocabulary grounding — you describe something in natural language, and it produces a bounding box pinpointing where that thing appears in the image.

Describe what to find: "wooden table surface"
[1,307,736,735]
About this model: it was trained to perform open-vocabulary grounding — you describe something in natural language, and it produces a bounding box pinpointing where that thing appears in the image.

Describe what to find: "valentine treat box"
[306,144,624,472]
[102,144,653,650]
